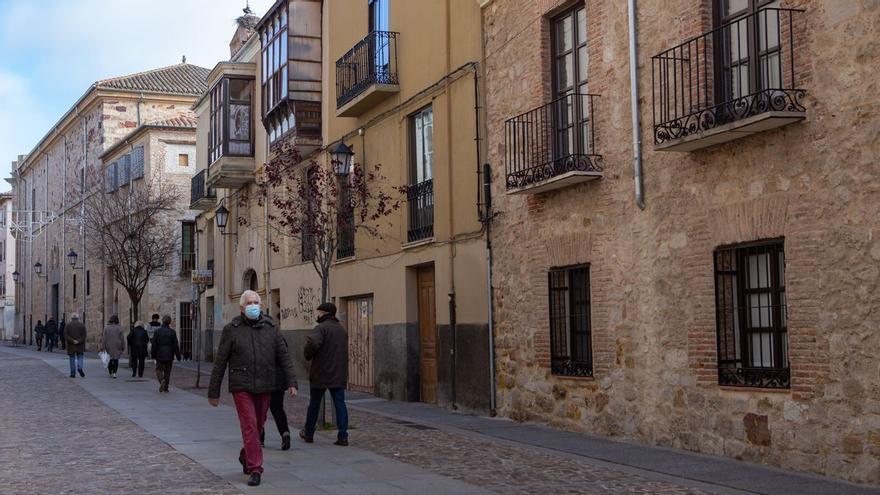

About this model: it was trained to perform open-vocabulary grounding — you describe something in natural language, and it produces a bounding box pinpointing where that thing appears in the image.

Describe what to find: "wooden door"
[346,296,374,393]
[417,267,437,403]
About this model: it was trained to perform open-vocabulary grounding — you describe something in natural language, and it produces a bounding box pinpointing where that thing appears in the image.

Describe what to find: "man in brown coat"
[300,302,349,446]
[65,313,87,378]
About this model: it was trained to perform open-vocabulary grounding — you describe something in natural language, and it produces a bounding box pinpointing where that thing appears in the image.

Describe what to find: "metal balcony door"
[179,301,192,360]
[551,5,588,161]
[346,296,374,393]
[369,0,390,78]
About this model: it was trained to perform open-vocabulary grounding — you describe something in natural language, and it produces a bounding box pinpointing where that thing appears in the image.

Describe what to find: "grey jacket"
[208,314,298,399]
[304,315,348,389]
[65,320,86,354]
[102,324,126,359]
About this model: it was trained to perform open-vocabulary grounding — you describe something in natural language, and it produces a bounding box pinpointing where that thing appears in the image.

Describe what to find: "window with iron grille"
[714,239,789,388]
[181,221,196,274]
[548,265,592,377]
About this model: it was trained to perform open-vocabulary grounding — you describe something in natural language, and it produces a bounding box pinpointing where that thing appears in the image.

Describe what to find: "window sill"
[718,385,791,394]
[333,256,356,266]
[552,374,595,382]
[402,237,435,250]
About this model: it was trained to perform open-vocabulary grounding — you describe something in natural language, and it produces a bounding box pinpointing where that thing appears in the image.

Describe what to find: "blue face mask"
[244,304,261,321]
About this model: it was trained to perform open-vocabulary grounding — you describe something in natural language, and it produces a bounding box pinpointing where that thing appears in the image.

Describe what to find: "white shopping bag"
[99,351,110,368]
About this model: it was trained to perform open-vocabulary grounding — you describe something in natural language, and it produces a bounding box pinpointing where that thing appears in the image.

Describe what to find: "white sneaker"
[112,373,117,379]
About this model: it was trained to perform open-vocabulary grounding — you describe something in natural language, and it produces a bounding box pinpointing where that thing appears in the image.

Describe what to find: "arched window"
[243,269,258,292]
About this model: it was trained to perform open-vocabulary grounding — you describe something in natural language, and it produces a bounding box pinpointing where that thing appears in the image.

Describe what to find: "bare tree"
[83,173,182,321]
[256,139,404,302]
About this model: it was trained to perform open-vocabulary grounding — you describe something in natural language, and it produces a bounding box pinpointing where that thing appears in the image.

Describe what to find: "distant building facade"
[10,63,208,349]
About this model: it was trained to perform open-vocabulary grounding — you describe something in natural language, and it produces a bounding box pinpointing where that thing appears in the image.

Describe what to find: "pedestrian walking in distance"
[34,320,45,351]
[260,334,293,451]
[44,317,58,353]
[300,302,349,447]
[147,314,161,363]
[151,315,181,393]
[102,315,126,378]
[65,313,86,378]
[209,290,298,487]
[58,316,66,351]
[128,321,150,378]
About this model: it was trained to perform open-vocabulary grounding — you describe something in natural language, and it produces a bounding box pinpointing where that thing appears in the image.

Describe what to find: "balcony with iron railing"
[190,169,216,210]
[505,93,603,194]
[336,31,400,117]
[406,179,433,243]
[652,8,806,151]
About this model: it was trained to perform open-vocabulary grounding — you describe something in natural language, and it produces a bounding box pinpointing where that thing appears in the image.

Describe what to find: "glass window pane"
[557,15,573,52]
[557,54,573,91]
[577,8,586,44]
[577,46,588,83]
[750,332,773,367]
[423,109,433,180]
[281,29,288,63]
[724,0,748,16]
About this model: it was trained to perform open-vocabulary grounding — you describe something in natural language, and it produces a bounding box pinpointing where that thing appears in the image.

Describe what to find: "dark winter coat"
[208,314,298,399]
[34,323,44,337]
[44,320,58,337]
[150,325,181,362]
[128,326,150,358]
[64,320,86,354]
[102,324,126,359]
[58,320,65,339]
[304,314,348,389]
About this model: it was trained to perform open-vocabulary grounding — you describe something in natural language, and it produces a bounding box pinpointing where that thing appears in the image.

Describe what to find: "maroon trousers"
[232,391,271,474]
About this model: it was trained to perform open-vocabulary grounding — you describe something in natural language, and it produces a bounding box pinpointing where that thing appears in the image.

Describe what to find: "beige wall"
[323,0,488,327]
[484,0,880,484]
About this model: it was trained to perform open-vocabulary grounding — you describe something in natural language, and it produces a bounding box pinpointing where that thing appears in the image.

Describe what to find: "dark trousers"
[46,336,56,352]
[303,387,348,440]
[36,335,43,350]
[131,355,145,377]
[108,359,119,375]
[156,360,173,387]
[260,390,290,443]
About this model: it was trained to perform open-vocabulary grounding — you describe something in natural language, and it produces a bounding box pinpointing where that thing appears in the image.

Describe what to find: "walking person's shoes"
[247,473,261,487]
[69,374,75,378]
[334,437,349,447]
[281,431,291,451]
[78,368,85,377]
[112,372,117,379]
[298,430,313,443]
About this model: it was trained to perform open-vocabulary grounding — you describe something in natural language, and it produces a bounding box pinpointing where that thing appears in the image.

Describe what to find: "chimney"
[230,8,260,59]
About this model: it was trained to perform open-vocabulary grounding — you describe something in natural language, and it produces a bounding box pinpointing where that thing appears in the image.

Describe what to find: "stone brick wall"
[483,0,880,484]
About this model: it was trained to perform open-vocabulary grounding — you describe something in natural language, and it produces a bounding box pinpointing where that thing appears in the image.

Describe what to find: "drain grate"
[392,420,436,431]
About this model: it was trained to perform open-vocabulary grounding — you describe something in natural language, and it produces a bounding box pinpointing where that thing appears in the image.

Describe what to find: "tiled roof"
[145,115,198,128]
[96,63,210,96]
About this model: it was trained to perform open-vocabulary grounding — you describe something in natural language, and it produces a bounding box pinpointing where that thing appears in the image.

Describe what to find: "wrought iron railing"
[181,252,196,273]
[504,93,602,191]
[336,31,399,108]
[651,8,806,145]
[719,365,790,389]
[336,204,355,260]
[190,169,215,205]
[407,179,433,243]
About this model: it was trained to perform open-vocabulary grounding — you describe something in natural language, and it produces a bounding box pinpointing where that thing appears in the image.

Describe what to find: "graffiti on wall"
[280,286,318,324]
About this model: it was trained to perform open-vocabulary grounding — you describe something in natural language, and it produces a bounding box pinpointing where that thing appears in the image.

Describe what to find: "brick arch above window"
[544,231,592,267]
[708,195,790,247]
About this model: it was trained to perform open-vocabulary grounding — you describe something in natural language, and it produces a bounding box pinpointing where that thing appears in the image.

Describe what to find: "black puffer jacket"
[128,326,150,358]
[208,314,298,399]
[151,325,181,362]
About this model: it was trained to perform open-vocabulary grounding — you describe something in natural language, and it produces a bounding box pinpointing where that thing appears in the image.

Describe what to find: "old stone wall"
[483,0,879,484]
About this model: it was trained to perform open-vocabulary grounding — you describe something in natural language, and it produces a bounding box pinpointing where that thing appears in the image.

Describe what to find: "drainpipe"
[444,0,459,411]
[628,0,646,210]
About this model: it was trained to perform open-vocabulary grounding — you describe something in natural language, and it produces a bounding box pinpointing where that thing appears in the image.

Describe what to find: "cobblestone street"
[2,346,876,495]
[0,350,240,495]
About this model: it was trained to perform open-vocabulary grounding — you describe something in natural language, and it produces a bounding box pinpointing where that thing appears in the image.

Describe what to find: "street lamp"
[33,262,46,278]
[67,249,78,268]
[214,204,236,236]
[330,140,354,177]
[11,271,19,283]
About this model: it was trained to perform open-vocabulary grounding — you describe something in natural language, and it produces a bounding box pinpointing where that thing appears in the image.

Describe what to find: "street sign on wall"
[191,270,213,286]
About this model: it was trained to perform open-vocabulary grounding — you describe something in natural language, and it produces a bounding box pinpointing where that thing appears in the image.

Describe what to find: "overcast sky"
[0,0,276,192]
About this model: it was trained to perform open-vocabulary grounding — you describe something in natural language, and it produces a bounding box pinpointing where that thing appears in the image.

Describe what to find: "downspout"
[44,155,49,322]
[477,9,496,416]
[628,0,646,210]
[81,117,87,326]
[444,0,458,410]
